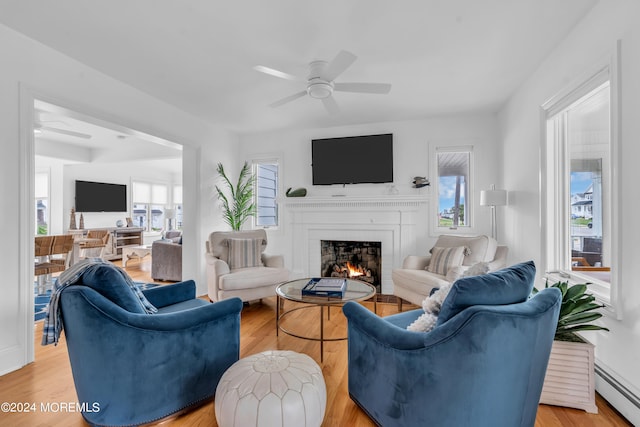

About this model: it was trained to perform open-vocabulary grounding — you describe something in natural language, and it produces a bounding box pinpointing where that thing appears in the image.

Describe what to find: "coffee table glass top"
[276,278,376,305]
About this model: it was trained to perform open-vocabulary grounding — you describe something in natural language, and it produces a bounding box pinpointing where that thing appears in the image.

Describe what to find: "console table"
[69,227,144,261]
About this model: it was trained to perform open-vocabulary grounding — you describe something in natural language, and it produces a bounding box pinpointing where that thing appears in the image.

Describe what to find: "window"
[253,160,279,228]
[35,171,49,235]
[132,181,168,232]
[436,148,472,229]
[542,62,619,309]
[173,185,183,230]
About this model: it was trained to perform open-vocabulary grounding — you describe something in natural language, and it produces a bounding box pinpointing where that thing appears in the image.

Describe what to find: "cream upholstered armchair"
[392,234,508,311]
[205,229,289,303]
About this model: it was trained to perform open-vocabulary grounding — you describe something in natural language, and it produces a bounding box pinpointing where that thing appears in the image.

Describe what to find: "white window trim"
[539,41,622,319]
[131,179,172,233]
[35,168,50,235]
[250,153,283,232]
[429,143,476,236]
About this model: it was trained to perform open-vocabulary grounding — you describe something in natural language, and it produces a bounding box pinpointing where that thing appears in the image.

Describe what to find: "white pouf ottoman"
[215,350,326,427]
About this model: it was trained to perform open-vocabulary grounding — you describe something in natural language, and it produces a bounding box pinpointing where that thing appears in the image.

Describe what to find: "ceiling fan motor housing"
[307,60,334,99]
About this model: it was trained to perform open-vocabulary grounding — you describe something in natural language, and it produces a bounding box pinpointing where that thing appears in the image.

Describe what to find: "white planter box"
[540,339,598,413]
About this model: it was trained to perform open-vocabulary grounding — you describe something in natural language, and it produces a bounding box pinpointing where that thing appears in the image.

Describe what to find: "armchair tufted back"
[206,230,268,264]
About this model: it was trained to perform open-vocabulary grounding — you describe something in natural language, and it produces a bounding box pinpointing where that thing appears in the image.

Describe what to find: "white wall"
[498,1,640,423]
[239,113,502,270]
[0,23,235,376]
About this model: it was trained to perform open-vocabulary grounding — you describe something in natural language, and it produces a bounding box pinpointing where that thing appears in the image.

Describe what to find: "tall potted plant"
[534,280,609,413]
[215,162,256,231]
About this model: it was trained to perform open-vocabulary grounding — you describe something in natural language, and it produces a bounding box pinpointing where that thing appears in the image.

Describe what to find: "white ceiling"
[1,0,596,136]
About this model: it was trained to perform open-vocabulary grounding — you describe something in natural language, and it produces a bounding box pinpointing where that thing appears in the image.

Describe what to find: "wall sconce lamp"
[480,185,507,241]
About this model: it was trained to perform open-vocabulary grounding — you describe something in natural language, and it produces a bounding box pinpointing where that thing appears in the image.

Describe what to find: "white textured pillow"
[427,246,465,276]
[407,282,453,332]
[408,262,491,333]
[464,262,490,277]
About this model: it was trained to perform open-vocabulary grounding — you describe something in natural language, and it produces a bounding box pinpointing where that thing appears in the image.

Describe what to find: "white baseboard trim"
[595,363,639,425]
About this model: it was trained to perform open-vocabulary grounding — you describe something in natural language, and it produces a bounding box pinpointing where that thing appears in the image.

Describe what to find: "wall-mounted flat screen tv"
[75,180,127,212]
[312,133,393,185]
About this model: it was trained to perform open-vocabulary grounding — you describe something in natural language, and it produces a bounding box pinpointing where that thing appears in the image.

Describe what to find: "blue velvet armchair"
[59,266,243,427]
[343,261,561,427]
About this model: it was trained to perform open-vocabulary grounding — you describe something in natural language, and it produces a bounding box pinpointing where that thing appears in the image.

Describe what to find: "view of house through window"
[544,73,613,298]
[253,161,279,228]
[437,150,471,228]
[568,83,610,277]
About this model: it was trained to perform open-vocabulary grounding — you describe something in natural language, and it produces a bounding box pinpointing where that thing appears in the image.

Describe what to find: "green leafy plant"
[215,162,256,231]
[533,280,609,342]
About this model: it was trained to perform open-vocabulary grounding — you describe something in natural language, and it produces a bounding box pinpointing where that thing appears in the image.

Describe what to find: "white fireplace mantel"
[281,195,429,294]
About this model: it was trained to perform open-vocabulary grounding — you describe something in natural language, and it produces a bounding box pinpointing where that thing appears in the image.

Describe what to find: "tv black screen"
[75,180,127,212]
[312,133,393,185]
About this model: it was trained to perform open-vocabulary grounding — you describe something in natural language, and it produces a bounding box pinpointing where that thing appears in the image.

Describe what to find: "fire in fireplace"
[320,240,382,293]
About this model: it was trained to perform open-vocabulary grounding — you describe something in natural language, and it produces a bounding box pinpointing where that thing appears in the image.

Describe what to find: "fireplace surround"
[282,195,429,294]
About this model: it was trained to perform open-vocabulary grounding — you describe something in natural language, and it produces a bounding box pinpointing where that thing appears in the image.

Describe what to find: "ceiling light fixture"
[307,79,334,99]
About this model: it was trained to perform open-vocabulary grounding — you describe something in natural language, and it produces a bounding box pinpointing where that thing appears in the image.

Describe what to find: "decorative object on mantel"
[116,219,125,228]
[215,162,256,231]
[79,213,85,229]
[534,280,609,413]
[285,187,307,197]
[126,217,134,227]
[412,176,429,188]
[480,184,507,241]
[69,208,77,230]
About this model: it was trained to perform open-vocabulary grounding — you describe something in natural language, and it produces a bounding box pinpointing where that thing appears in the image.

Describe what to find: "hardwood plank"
[0,263,632,426]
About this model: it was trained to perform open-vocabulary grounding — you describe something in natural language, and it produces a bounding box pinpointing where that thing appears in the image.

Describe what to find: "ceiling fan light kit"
[255,50,391,113]
[307,79,334,99]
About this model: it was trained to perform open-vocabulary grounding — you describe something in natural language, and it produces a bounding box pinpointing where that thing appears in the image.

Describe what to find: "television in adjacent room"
[311,133,393,185]
[75,180,127,212]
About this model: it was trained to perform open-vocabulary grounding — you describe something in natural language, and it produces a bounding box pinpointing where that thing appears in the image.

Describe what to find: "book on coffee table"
[302,278,347,298]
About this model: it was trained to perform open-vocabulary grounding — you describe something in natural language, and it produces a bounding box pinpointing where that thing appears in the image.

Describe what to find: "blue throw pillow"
[436,261,536,326]
[78,263,153,314]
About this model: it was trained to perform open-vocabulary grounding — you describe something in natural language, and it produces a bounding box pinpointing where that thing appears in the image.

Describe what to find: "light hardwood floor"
[0,259,632,426]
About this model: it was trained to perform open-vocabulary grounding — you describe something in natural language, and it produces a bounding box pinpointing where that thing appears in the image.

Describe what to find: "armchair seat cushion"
[219,267,290,291]
[391,269,450,293]
[155,298,210,314]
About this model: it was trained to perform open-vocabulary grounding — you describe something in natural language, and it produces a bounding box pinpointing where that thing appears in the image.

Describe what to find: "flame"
[345,262,364,277]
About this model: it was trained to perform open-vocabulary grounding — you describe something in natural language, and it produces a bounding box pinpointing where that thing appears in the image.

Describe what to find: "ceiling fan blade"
[321,50,357,82]
[269,91,307,108]
[39,126,92,139]
[321,96,340,115]
[334,82,392,94]
[253,65,301,81]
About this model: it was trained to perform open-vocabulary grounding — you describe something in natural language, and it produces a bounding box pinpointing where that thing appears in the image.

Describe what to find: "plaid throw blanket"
[41,258,157,346]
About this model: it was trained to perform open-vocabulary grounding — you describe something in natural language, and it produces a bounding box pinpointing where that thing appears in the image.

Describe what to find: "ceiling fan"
[254,50,392,114]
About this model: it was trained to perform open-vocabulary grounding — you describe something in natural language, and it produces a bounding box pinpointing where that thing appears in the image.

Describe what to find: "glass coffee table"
[276,278,376,362]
